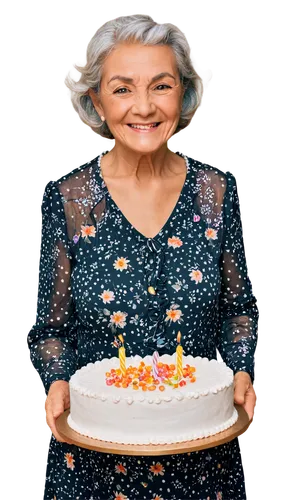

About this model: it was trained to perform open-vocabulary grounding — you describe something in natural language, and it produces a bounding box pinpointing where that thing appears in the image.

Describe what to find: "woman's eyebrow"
[107,72,176,85]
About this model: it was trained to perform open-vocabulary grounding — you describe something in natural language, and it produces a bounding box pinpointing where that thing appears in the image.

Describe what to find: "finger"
[46,410,74,444]
[243,388,257,421]
[234,379,248,404]
[49,421,65,443]
[50,396,64,419]
[45,397,70,441]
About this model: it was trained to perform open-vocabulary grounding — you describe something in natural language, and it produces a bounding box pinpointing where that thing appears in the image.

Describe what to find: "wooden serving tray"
[56,404,250,456]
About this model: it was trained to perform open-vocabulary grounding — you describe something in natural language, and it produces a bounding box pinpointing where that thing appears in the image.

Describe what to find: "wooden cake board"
[56,404,251,456]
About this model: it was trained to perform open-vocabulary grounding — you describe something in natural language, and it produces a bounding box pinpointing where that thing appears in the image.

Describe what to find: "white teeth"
[129,123,158,129]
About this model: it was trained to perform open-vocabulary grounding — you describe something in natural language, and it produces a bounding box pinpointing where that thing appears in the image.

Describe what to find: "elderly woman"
[27,13,258,500]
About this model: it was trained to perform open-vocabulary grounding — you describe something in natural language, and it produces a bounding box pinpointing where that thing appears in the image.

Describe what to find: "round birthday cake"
[67,352,238,445]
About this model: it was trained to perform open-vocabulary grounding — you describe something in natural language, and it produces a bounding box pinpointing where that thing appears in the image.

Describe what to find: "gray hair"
[64,14,203,139]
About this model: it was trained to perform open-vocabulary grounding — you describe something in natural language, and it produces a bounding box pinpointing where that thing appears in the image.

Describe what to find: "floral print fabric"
[27,151,258,499]
[45,434,246,499]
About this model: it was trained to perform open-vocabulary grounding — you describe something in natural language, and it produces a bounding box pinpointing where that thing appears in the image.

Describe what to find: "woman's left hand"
[233,371,257,422]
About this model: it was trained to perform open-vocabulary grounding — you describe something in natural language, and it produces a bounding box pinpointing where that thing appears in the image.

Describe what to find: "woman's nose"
[131,92,156,116]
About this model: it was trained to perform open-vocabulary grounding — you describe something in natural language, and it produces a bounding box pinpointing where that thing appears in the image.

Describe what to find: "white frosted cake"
[67,353,238,445]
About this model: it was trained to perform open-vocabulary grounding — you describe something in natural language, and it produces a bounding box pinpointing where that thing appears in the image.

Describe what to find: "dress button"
[148,286,156,295]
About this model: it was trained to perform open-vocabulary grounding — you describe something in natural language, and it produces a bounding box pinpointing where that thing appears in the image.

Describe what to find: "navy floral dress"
[27,150,259,500]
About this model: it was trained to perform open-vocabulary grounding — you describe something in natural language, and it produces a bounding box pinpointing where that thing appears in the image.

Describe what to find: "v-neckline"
[96,150,191,242]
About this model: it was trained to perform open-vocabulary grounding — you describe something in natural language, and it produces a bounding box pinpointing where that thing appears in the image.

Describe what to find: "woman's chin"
[115,137,169,154]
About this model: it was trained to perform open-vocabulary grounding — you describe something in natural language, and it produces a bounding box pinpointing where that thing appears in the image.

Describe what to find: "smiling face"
[89,42,184,153]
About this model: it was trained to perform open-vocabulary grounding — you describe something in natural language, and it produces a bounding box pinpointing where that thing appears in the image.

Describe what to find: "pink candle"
[152,351,160,380]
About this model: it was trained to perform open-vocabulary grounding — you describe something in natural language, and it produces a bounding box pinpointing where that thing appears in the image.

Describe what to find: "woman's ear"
[88,88,104,118]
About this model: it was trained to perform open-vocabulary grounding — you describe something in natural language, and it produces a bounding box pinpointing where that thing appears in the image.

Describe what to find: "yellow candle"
[176,345,183,379]
[176,331,183,379]
[118,334,126,376]
[119,346,126,376]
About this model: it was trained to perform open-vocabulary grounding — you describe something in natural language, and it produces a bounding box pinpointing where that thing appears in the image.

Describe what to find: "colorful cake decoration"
[105,331,196,391]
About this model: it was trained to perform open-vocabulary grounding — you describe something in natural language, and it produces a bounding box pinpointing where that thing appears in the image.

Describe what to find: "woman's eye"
[114,87,129,94]
[156,84,171,90]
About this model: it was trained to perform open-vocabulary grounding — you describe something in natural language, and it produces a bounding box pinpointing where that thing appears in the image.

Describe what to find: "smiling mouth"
[127,122,161,130]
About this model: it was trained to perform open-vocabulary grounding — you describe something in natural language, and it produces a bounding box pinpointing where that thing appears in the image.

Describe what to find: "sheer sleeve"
[27,180,78,396]
[217,172,259,384]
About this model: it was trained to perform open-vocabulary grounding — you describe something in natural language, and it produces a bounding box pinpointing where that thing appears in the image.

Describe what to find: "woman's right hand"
[45,380,74,444]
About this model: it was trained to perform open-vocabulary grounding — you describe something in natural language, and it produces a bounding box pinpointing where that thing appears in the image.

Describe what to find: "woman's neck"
[102,145,178,182]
